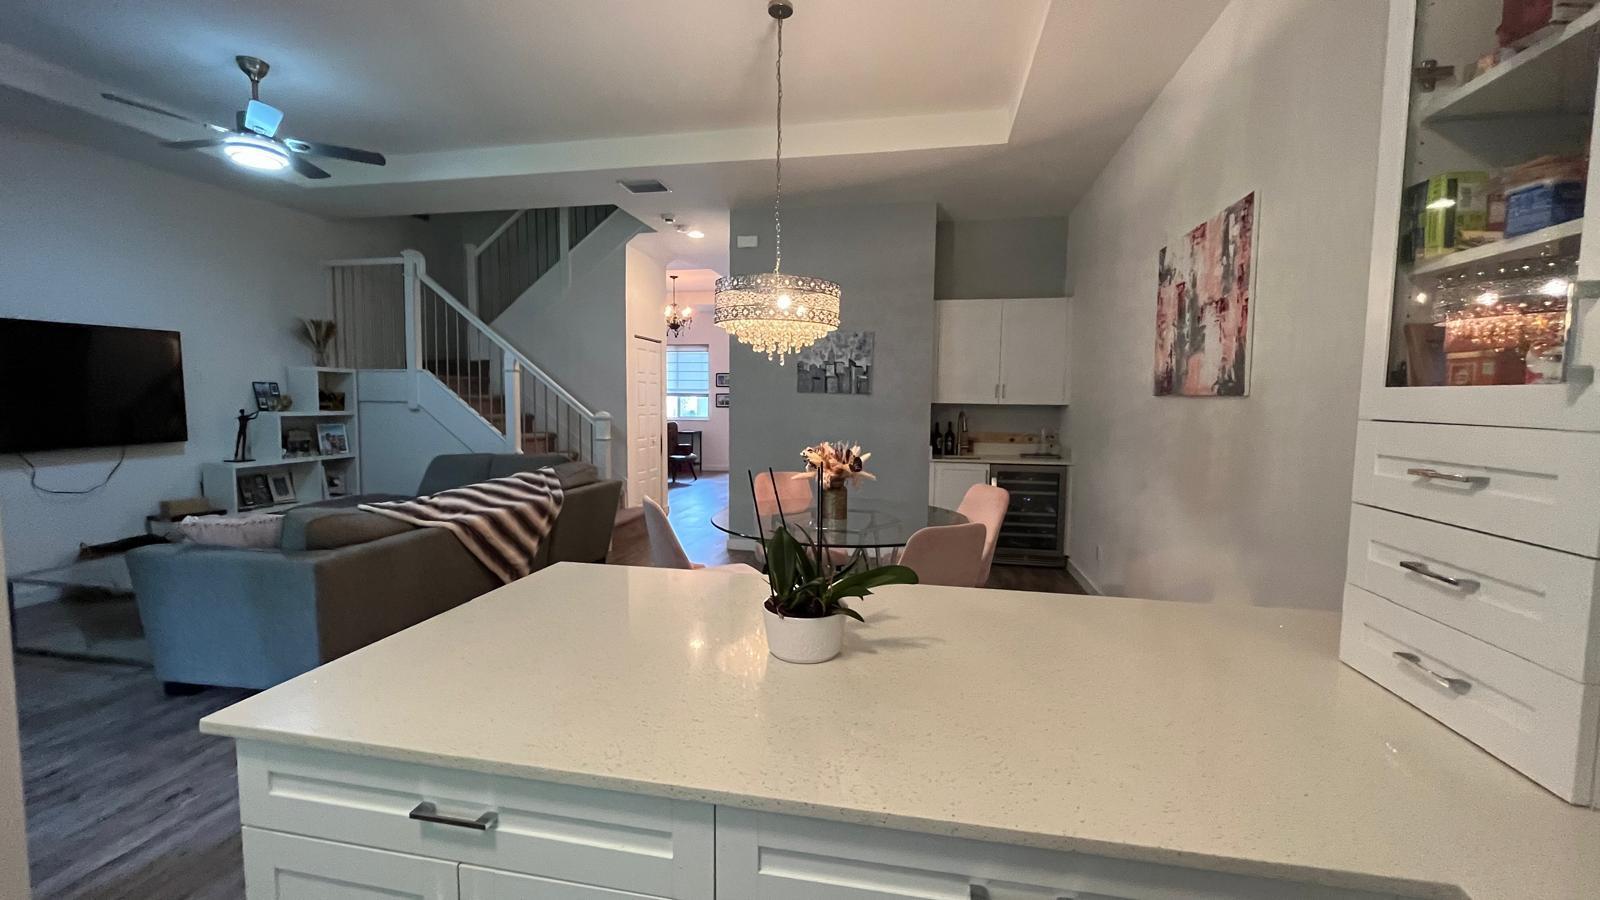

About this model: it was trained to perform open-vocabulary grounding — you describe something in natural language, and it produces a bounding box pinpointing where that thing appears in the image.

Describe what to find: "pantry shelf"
[1421,5,1600,123]
[1409,218,1583,277]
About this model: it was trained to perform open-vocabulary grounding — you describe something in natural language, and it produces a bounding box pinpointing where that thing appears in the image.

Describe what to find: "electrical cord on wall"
[17,447,127,496]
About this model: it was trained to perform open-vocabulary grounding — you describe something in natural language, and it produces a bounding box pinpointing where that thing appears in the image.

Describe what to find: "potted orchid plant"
[796,441,873,524]
[758,525,918,663]
[753,464,917,663]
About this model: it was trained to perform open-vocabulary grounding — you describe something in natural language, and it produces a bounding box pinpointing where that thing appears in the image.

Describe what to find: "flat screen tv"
[0,317,188,454]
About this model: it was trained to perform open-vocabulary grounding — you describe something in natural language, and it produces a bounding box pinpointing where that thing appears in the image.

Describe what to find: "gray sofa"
[128,453,622,692]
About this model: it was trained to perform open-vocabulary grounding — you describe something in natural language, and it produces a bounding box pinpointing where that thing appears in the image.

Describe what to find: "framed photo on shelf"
[325,469,347,497]
[252,381,281,412]
[715,392,730,408]
[237,473,272,509]
[317,422,349,456]
[714,372,730,388]
[284,427,315,457]
[267,470,296,504]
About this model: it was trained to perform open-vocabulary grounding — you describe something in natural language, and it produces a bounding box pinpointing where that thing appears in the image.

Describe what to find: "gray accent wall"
[728,202,937,530]
[935,217,1069,300]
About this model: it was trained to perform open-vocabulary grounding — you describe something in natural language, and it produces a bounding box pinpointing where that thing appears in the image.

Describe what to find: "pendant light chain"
[773,17,784,274]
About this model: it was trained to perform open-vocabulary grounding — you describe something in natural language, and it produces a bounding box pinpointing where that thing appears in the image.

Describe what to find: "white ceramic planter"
[763,607,845,664]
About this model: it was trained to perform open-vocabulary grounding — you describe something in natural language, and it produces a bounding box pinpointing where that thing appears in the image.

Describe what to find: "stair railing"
[325,251,612,477]
[463,204,620,323]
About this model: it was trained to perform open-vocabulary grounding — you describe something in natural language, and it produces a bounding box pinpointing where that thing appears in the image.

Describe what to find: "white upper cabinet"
[935,298,1070,405]
[1359,1,1600,430]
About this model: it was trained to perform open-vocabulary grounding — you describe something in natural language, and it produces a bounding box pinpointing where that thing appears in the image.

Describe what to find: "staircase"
[323,205,627,478]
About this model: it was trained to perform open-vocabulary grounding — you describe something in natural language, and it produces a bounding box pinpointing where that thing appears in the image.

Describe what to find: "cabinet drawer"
[461,865,668,899]
[1346,505,1600,682]
[237,742,713,899]
[1351,421,1600,557]
[1339,585,1600,805]
[243,828,458,899]
[716,808,1395,900]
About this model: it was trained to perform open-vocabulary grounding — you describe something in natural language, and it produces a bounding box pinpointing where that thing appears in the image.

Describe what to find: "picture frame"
[237,473,272,509]
[317,422,350,456]
[715,392,730,408]
[252,381,281,412]
[267,470,296,504]
[714,372,730,388]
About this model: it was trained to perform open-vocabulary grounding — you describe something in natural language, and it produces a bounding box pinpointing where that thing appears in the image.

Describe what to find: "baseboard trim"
[1066,558,1101,595]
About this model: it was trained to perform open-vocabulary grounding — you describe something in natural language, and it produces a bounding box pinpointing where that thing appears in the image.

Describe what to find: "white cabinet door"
[460,865,668,899]
[930,463,989,511]
[935,300,1003,403]
[243,827,458,900]
[999,299,1070,405]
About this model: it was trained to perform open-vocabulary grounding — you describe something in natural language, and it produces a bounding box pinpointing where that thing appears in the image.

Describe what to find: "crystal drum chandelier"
[664,274,694,338]
[714,0,841,363]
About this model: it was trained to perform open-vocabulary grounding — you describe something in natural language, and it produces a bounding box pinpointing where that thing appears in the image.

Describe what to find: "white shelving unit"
[202,367,361,514]
[1341,0,1600,808]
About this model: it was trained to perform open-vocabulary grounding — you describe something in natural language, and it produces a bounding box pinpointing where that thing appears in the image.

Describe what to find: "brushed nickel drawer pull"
[1398,560,1477,591]
[408,801,498,831]
[1392,651,1472,694]
[1405,466,1485,485]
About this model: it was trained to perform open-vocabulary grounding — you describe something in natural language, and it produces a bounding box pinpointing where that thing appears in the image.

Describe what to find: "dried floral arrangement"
[795,441,874,490]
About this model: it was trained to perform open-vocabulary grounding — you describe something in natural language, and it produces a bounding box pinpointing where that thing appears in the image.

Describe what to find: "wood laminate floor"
[16,472,1081,897]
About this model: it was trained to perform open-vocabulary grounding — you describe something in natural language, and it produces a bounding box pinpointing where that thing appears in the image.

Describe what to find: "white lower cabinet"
[243,828,458,900]
[713,809,1401,900]
[930,462,990,511]
[459,865,667,899]
[237,744,1406,900]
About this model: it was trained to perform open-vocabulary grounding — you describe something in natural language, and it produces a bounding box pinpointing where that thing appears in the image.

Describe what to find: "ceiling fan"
[101,55,386,180]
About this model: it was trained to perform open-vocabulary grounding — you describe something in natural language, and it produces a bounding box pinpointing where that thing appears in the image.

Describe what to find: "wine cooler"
[990,465,1069,567]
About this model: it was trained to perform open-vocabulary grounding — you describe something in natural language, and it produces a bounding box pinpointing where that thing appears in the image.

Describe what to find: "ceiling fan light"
[222,134,290,172]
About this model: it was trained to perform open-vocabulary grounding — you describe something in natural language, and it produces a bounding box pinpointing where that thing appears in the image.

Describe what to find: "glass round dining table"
[711,499,966,551]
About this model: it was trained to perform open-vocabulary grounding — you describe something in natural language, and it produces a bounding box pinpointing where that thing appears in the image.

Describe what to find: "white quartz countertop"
[201,563,1600,900]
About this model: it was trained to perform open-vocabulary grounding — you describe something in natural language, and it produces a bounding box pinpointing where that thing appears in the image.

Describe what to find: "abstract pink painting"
[1155,192,1256,396]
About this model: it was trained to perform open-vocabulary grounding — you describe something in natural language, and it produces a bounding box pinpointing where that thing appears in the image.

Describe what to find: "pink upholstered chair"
[896,522,988,588]
[956,484,1010,585]
[754,470,815,518]
[643,497,698,568]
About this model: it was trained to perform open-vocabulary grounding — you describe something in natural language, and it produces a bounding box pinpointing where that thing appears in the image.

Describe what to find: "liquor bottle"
[942,422,956,456]
[931,423,942,456]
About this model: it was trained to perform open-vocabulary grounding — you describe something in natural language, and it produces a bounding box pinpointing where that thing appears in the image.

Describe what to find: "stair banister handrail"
[464,209,529,316]
[400,251,613,473]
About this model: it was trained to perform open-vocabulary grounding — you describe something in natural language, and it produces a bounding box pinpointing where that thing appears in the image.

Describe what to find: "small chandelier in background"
[714,0,841,364]
[664,274,694,338]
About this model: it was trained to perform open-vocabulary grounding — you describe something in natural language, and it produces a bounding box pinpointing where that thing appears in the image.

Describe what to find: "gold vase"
[821,485,848,524]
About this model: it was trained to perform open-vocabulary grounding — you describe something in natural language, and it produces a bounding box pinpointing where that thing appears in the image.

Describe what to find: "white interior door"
[935,300,1003,403]
[243,828,458,899]
[999,299,1070,405]
[631,336,665,509]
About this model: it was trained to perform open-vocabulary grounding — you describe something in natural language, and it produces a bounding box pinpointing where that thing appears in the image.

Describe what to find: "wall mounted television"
[0,317,188,454]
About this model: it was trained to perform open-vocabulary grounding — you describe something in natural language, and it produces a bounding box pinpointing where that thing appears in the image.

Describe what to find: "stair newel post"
[503,356,523,451]
[463,243,480,315]
[592,412,612,481]
[400,250,424,410]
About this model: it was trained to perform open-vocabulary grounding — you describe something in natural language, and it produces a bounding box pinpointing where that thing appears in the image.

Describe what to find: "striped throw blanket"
[360,469,564,584]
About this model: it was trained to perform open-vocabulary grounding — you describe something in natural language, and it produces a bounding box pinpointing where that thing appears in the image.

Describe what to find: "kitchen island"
[202,563,1600,900]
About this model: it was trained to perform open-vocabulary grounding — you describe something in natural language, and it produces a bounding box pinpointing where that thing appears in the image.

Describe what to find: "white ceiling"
[0,0,1228,271]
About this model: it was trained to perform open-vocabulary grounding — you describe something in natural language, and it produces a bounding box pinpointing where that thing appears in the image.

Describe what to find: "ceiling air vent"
[618,178,671,194]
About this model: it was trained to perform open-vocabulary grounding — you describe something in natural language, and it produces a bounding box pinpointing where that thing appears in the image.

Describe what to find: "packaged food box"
[1505,178,1585,236]
[1420,171,1491,257]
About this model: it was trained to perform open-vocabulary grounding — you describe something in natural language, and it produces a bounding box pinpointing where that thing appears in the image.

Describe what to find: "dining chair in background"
[643,497,759,574]
[956,484,1009,585]
[667,422,699,484]
[753,470,814,517]
[896,522,988,588]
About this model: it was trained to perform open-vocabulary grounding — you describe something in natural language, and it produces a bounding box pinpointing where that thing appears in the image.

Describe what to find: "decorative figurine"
[231,408,260,462]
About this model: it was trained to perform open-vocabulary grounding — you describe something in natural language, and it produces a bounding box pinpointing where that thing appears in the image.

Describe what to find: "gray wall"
[729,201,937,529]
[935,217,1069,300]
[1064,0,1386,608]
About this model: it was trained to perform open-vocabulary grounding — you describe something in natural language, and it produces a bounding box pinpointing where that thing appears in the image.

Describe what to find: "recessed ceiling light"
[686,229,706,240]
[222,134,290,172]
